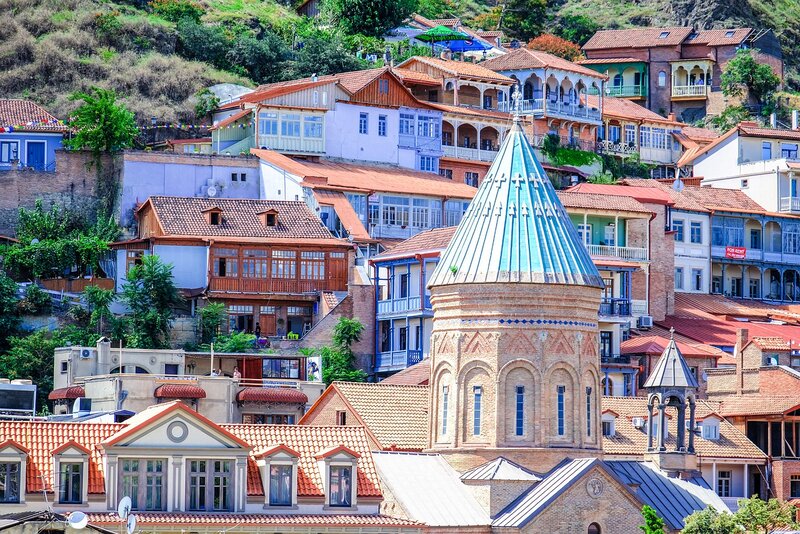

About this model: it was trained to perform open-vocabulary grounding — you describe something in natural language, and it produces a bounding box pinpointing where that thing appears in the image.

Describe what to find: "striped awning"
[154,384,206,399]
[236,387,308,404]
[48,386,85,400]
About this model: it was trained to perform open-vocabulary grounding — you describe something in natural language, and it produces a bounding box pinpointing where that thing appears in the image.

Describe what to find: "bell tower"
[426,89,605,472]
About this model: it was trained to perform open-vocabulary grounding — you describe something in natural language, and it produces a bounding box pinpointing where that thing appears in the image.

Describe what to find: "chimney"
[770,113,777,128]
[793,110,799,130]
[734,328,749,395]
[667,112,676,122]
[97,338,111,374]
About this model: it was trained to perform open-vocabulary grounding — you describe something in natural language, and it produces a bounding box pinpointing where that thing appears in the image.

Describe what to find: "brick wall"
[438,158,490,186]
[771,459,800,501]
[0,150,107,236]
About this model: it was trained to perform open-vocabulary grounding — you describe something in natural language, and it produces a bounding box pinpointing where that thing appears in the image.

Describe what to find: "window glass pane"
[59,462,82,504]
[145,460,164,511]
[259,112,278,136]
[281,114,301,137]
[121,459,139,509]
[303,116,323,138]
[269,464,292,505]
[329,466,352,506]
[189,460,207,511]
[0,463,20,503]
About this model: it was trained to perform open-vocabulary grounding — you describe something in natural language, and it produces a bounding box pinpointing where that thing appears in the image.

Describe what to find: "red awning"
[237,387,308,404]
[48,386,86,400]
[154,384,207,399]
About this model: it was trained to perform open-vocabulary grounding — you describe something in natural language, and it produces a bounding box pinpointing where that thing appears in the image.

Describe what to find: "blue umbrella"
[444,38,493,52]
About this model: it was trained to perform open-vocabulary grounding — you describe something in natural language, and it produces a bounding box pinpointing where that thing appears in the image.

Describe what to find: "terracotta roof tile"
[322,291,340,309]
[47,385,85,400]
[621,336,726,358]
[682,123,800,166]
[209,108,252,131]
[252,150,477,199]
[583,27,695,50]
[599,97,683,124]
[374,227,456,260]
[142,196,344,244]
[482,48,605,79]
[0,99,65,132]
[680,126,720,143]
[236,387,309,404]
[223,423,383,497]
[659,315,800,348]
[392,67,442,86]
[380,359,431,386]
[556,190,653,214]
[566,182,674,205]
[616,178,709,212]
[602,396,766,460]
[86,513,420,527]
[718,395,800,416]
[577,57,644,65]
[689,28,752,46]
[430,18,461,27]
[427,101,513,120]
[153,384,206,399]
[398,56,514,83]
[748,336,791,351]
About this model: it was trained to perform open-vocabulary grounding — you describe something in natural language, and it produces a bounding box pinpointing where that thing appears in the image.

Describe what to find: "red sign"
[725,246,747,259]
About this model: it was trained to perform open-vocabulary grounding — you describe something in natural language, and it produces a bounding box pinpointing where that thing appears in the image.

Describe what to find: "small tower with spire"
[643,328,699,474]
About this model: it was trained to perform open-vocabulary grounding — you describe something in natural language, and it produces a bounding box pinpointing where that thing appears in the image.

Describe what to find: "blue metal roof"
[428,119,603,288]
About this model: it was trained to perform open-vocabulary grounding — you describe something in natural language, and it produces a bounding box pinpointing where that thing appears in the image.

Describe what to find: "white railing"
[259,134,325,154]
[545,100,602,122]
[498,98,545,114]
[598,140,638,156]
[377,296,422,315]
[442,145,498,162]
[780,196,800,212]
[605,85,646,97]
[672,85,709,98]
[586,244,649,261]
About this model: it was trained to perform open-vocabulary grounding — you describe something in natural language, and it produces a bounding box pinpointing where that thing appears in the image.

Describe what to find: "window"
[300,251,325,280]
[692,269,703,291]
[557,385,566,436]
[690,221,702,243]
[515,386,524,436]
[439,168,453,179]
[717,470,731,497]
[588,523,601,534]
[281,114,301,137]
[0,141,19,163]
[378,79,389,94]
[444,200,469,227]
[725,30,736,37]
[336,411,347,426]
[399,113,415,135]
[378,115,387,137]
[473,386,482,436]
[762,141,773,160]
[272,250,296,279]
[398,327,407,351]
[419,155,436,172]
[188,460,232,511]
[675,267,684,290]
[602,419,615,437]
[266,212,276,226]
[60,360,68,374]
[241,249,268,279]
[231,172,238,182]
[441,385,449,435]
[658,71,667,87]
[303,116,323,138]
[782,143,799,159]
[417,116,439,138]
[213,248,238,278]
[577,224,592,245]
[604,225,616,247]
[658,31,670,38]
[702,422,719,440]
[59,463,82,504]
[741,179,749,188]
[465,172,479,187]
[0,463,20,503]
[792,475,800,498]
[269,464,292,506]
[259,112,278,136]
[711,216,744,247]
[121,459,165,511]
[672,219,684,241]
[398,273,409,298]
[262,358,300,379]
[329,466,352,507]
[359,113,368,134]
[240,173,247,182]
[126,250,144,273]
[586,389,592,437]
[243,414,295,424]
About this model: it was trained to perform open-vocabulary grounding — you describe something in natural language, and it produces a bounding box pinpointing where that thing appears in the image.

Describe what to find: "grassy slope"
[1,0,298,122]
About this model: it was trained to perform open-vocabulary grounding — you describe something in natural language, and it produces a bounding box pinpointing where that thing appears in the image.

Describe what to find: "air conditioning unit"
[637,316,653,329]
[80,348,95,359]
[632,417,645,429]
[72,397,92,416]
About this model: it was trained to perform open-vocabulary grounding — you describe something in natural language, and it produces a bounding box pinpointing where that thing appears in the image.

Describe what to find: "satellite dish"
[126,514,137,534]
[207,186,218,197]
[68,511,89,530]
[118,496,132,520]
[672,177,685,192]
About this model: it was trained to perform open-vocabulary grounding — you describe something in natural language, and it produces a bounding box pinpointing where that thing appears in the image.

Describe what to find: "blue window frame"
[515,386,524,436]
[473,386,482,436]
[557,386,565,436]
[672,219,684,242]
[359,113,368,134]
[378,115,387,137]
[258,112,278,136]
[690,221,702,244]
[762,141,772,160]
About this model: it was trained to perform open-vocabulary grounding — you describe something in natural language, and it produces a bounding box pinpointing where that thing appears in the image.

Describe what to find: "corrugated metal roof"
[428,119,603,288]
[605,461,729,531]
[372,452,491,526]
[643,334,700,389]
[460,457,542,481]
[492,458,598,527]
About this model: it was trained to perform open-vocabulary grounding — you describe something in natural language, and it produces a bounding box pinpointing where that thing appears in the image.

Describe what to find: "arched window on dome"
[588,523,601,534]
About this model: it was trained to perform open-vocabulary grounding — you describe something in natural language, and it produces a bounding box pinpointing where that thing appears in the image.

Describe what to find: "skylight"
[658,31,670,39]
[725,30,735,37]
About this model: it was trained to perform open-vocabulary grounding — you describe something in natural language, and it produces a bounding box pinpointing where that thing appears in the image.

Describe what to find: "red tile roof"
[392,67,442,86]
[48,385,85,400]
[690,28,752,46]
[209,108,252,131]
[153,383,206,399]
[398,56,515,84]
[313,189,372,242]
[577,57,644,65]
[600,97,683,125]
[557,190,653,214]
[621,335,725,358]
[748,336,791,351]
[481,48,605,79]
[680,126,720,143]
[140,196,345,245]
[566,182,674,205]
[427,102,513,120]
[380,359,431,386]
[0,99,65,132]
[659,315,800,349]
[236,387,309,404]
[251,150,477,199]
[620,178,766,213]
[583,27,696,50]
[374,226,457,260]
[680,122,800,166]
[86,513,421,527]
[718,395,800,417]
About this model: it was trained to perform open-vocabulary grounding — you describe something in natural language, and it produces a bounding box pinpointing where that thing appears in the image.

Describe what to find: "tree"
[735,496,798,533]
[120,255,182,349]
[497,0,547,41]
[321,317,367,385]
[193,88,220,119]
[721,49,781,104]
[198,302,225,344]
[226,32,291,84]
[291,35,363,78]
[639,505,665,534]
[177,19,231,72]
[707,105,752,132]
[0,330,63,409]
[84,285,115,335]
[527,33,583,61]
[416,0,453,19]
[0,272,20,350]
[323,0,417,38]
[150,0,204,23]
[552,14,599,46]
[682,507,739,534]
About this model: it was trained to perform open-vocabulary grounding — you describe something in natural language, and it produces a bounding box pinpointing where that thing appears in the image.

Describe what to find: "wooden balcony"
[586,244,649,262]
[671,85,709,99]
[208,276,343,295]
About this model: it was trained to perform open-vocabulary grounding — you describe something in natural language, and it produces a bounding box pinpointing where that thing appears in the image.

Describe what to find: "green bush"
[18,284,52,315]
[150,0,204,23]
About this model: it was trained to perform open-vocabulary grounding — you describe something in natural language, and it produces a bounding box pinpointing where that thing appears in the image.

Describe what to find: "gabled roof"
[299,382,429,451]
[460,457,542,481]
[621,335,725,359]
[138,196,345,245]
[557,190,653,214]
[600,97,683,125]
[566,182,674,206]
[373,227,456,261]
[681,122,800,166]
[748,336,791,351]
[642,332,700,389]
[583,27,696,50]
[718,395,800,416]
[397,56,515,84]
[481,48,605,79]
[0,99,65,132]
[619,178,765,213]
[602,396,766,460]
[429,119,602,288]
[380,359,431,385]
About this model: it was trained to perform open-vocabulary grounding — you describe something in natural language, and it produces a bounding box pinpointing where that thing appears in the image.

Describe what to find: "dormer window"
[210,212,220,225]
[269,465,292,505]
[315,445,359,509]
[0,439,27,504]
[602,411,618,437]
[700,416,721,440]
[53,440,90,506]
[257,444,299,508]
[258,209,279,227]
[203,207,223,226]
[329,466,352,507]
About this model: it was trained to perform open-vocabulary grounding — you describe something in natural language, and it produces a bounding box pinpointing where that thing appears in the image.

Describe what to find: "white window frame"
[258,451,299,508]
[53,445,89,506]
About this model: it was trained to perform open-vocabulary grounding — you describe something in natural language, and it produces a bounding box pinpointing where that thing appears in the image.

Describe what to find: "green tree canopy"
[640,505,665,534]
[64,87,139,155]
[682,498,799,533]
[323,0,417,38]
[721,49,781,103]
[498,0,546,41]
[291,34,363,78]
[120,254,182,349]
[0,272,20,350]
[321,317,367,385]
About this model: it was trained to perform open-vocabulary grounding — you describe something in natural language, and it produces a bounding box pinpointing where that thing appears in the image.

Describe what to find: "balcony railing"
[530,134,597,153]
[208,277,346,294]
[498,98,545,114]
[598,140,638,156]
[442,145,498,162]
[605,85,646,98]
[780,196,800,212]
[600,354,632,364]
[545,100,602,122]
[599,298,631,317]
[377,296,423,315]
[375,350,423,372]
[672,85,709,98]
[586,244,649,261]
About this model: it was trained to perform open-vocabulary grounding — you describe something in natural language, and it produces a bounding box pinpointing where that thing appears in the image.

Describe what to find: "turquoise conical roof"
[428,119,603,288]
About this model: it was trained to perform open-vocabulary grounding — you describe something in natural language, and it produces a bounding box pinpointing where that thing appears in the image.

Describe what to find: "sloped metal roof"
[428,119,603,288]
[643,334,700,389]
[460,457,542,481]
